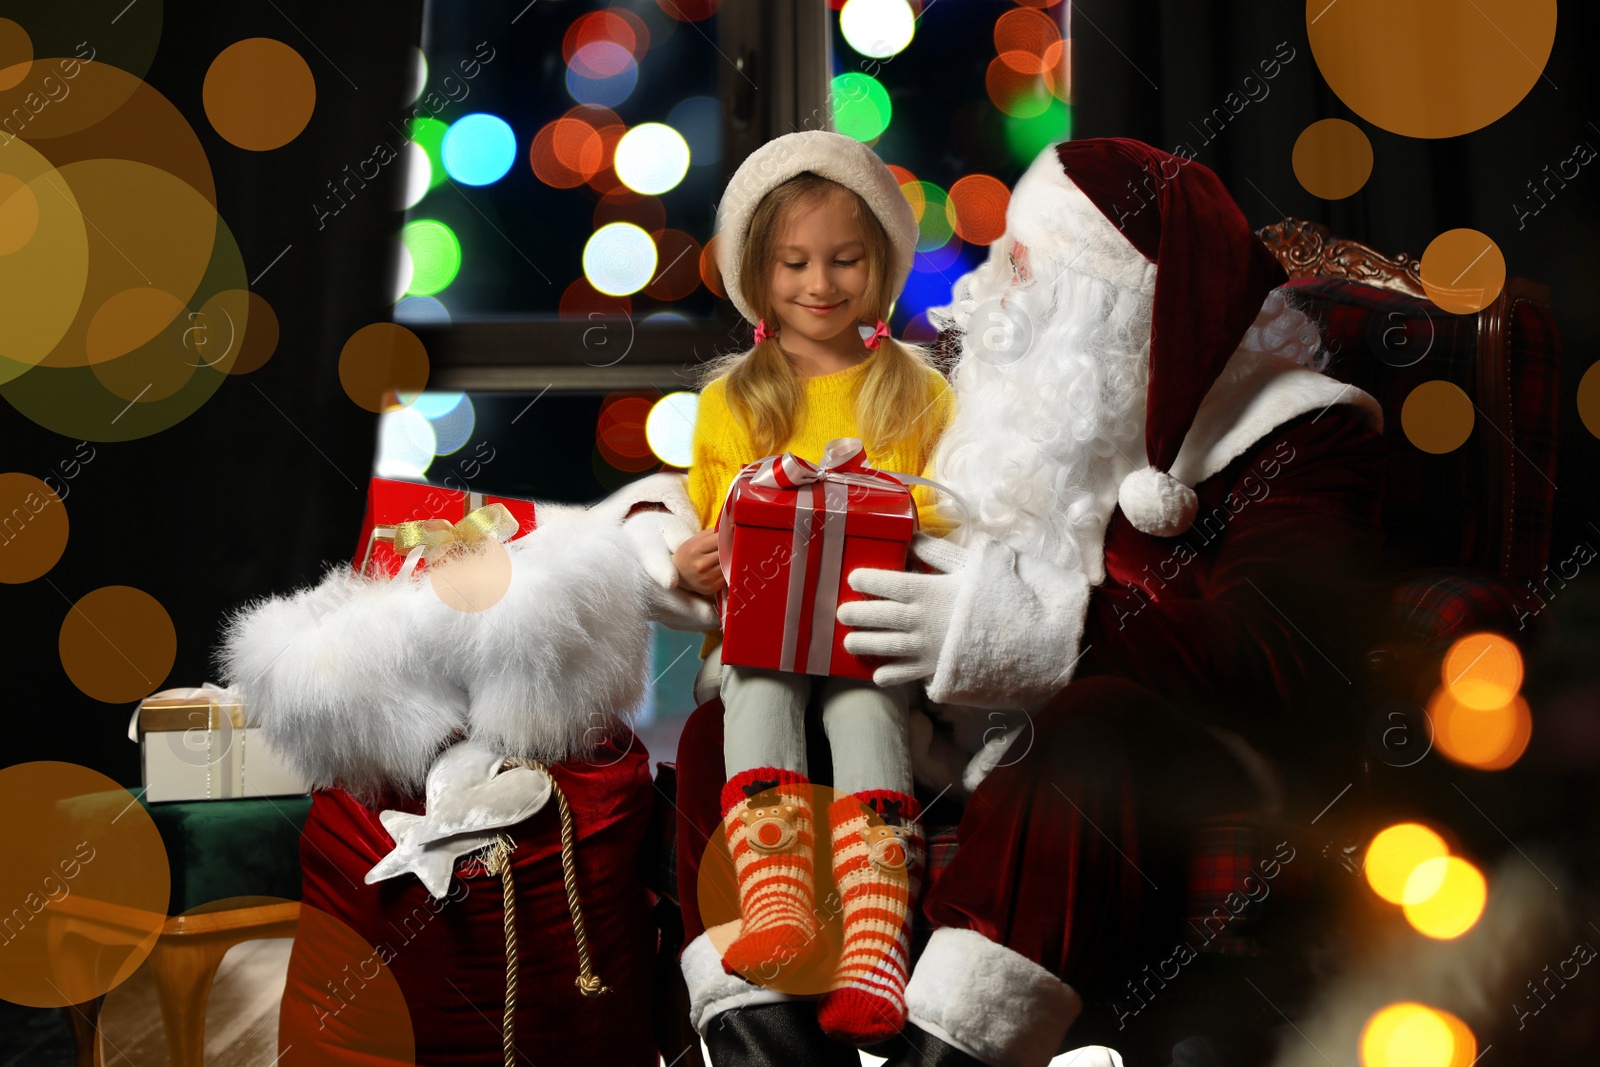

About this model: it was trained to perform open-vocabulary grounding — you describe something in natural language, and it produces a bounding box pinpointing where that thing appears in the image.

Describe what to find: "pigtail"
[855,335,943,464]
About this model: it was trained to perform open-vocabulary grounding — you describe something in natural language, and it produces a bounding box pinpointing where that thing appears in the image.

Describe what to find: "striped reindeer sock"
[718,768,825,981]
[817,790,925,1046]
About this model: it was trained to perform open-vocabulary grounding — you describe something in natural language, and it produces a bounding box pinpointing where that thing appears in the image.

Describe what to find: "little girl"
[672,130,954,1046]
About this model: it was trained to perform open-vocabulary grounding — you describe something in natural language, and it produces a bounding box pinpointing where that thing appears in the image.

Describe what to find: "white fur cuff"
[680,928,794,1037]
[906,928,1082,1067]
[927,537,1092,711]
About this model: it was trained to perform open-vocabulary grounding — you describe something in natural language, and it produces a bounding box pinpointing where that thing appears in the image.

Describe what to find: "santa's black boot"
[702,1002,861,1067]
[869,1022,987,1067]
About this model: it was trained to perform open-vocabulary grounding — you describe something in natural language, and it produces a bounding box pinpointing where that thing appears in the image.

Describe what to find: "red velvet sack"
[279,733,658,1066]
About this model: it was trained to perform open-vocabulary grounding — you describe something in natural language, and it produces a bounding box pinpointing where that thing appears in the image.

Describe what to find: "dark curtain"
[4,1,424,783]
[1071,0,1600,551]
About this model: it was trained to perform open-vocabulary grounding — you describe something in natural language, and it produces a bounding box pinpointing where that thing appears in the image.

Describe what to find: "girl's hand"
[673,529,725,596]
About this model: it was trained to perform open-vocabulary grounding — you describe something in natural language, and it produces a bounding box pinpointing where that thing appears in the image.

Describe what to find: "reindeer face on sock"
[861,804,913,872]
[738,784,801,852]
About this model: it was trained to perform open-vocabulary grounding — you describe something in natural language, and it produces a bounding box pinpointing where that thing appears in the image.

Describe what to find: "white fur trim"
[1116,466,1200,537]
[906,927,1082,1067]
[1006,144,1157,295]
[715,130,918,324]
[219,565,471,801]
[464,516,651,761]
[927,536,1092,711]
[1170,350,1382,491]
[680,927,795,1037]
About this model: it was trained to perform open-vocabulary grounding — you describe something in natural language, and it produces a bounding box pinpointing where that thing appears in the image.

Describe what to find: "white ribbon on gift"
[715,438,966,675]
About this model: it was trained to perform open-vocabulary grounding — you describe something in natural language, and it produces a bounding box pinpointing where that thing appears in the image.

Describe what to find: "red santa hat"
[1007,138,1288,537]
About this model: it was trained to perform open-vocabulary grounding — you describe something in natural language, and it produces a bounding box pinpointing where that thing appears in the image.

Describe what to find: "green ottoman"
[58,790,312,1067]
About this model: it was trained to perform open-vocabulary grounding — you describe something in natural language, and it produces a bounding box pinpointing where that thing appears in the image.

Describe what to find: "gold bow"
[389,503,519,561]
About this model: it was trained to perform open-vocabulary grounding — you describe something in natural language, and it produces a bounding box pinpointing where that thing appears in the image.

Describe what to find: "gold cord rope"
[482,836,518,1067]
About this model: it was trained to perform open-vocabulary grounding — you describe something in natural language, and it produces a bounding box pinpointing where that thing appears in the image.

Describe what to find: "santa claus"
[670,138,1388,1065]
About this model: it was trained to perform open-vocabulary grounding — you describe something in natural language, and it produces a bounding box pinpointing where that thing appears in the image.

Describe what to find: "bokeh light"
[0,474,66,584]
[1361,1003,1473,1067]
[1364,823,1448,905]
[657,0,719,20]
[644,229,703,301]
[1401,380,1474,454]
[392,245,414,303]
[559,277,632,320]
[406,46,427,105]
[914,238,965,274]
[987,55,1054,118]
[670,95,722,165]
[401,219,461,297]
[947,173,1010,245]
[1403,856,1487,939]
[1443,632,1524,710]
[832,72,891,142]
[424,393,476,455]
[1420,229,1505,315]
[203,38,316,152]
[994,7,1061,74]
[441,113,516,186]
[401,140,431,208]
[394,295,452,325]
[615,122,691,195]
[840,0,916,59]
[565,9,649,68]
[531,116,605,189]
[59,587,176,704]
[339,322,430,413]
[583,222,657,296]
[566,49,639,108]
[699,234,726,297]
[1293,118,1374,200]
[1004,97,1070,165]
[1579,361,1600,440]
[646,391,699,468]
[1306,0,1556,140]
[598,392,661,472]
[409,116,449,191]
[1429,689,1533,770]
[904,181,953,252]
[377,406,437,476]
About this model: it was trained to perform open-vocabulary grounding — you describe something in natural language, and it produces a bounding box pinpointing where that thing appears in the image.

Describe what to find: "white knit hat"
[714,130,919,326]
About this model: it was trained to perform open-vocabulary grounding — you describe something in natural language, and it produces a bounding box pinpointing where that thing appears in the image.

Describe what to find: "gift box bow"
[376,502,520,580]
[716,438,963,675]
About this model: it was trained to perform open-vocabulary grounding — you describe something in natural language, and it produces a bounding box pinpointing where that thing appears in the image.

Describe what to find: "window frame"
[424,0,832,392]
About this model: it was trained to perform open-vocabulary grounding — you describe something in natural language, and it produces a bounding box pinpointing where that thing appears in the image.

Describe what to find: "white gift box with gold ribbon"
[128,684,309,802]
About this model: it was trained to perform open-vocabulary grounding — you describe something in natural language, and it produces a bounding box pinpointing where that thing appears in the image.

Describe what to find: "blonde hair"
[702,173,943,463]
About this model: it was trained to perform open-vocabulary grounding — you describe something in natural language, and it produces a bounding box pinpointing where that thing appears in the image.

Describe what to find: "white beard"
[927,239,1152,583]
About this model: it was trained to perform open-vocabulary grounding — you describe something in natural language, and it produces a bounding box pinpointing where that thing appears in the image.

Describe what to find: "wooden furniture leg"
[67,996,106,1067]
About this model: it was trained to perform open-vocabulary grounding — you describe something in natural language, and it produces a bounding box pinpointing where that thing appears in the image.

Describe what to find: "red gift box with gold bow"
[354,478,539,579]
[717,439,917,680]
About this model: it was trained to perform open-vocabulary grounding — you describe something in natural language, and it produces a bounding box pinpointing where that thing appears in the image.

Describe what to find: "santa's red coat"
[675,407,1385,1013]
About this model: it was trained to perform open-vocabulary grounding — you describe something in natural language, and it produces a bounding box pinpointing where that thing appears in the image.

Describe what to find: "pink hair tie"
[861,319,891,350]
[753,318,774,344]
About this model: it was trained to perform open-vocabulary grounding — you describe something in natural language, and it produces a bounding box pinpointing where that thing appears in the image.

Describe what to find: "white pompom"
[1118,466,1198,537]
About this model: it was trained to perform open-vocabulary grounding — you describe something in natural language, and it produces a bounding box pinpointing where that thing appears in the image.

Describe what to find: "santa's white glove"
[837,535,969,687]
[840,532,1093,710]
[622,507,719,632]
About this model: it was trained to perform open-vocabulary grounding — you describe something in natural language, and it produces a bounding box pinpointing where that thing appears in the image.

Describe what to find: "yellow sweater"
[688,356,956,534]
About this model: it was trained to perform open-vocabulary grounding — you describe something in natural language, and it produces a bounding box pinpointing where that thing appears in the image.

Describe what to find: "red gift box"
[717,442,916,680]
[354,478,539,578]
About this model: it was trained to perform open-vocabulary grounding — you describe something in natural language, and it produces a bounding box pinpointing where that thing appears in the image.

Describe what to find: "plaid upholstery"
[1284,277,1560,584]
[1388,568,1545,651]
[1183,822,1263,956]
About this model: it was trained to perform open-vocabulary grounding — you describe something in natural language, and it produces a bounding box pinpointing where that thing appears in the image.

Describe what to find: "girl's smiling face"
[766,185,872,358]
